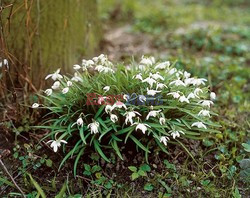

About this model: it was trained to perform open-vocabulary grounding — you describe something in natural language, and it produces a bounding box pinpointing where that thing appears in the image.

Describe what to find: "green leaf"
[140,164,151,172]
[138,169,147,177]
[55,182,67,198]
[131,172,139,180]
[129,135,150,153]
[93,140,110,163]
[111,140,124,160]
[144,183,154,191]
[94,105,105,119]
[46,159,53,167]
[242,143,250,152]
[128,166,137,172]
[74,147,85,177]
[28,174,46,198]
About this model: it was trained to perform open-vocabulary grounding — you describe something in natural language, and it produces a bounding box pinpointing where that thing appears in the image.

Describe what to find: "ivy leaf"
[144,183,154,191]
[131,172,139,180]
[128,166,137,172]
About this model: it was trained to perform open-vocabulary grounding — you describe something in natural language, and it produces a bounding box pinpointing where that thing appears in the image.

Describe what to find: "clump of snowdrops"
[33,54,220,172]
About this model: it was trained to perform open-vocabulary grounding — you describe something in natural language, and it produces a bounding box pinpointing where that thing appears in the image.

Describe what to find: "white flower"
[32,103,39,108]
[183,71,191,79]
[105,105,113,114]
[140,55,155,66]
[139,95,147,103]
[52,81,60,90]
[167,92,181,99]
[73,64,81,70]
[0,59,8,68]
[210,92,216,100]
[95,65,105,72]
[67,81,73,87]
[192,78,207,86]
[103,86,110,92]
[95,65,114,73]
[147,88,161,96]
[44,89,52,96]
[133,73,143,81]
[198,100,214,108]
[62,87,69,94]
[198,110,210,117]
[146,110,161,120]
[71,73,83,82]
[155,61,170,70]
[134,123,151,134]
[77,117,84,127]
[142,77,156,88]
[192,122,207,129]
[123,94,130,101]
[45,69,63,81]
[184,77,195,86]
[112,101,127,110]
[124,111,141,125]
[169,79,186,87]
[88,121,100,134]
[156,83,167,90]
[47,139,67,152]
[168,68,177,75]
[187,92,196,99]
[98,96,107,105]
[159,117,166,125]
[160,136,170,146]
[150,72,164,81]
[110,114,118,123]
[170,130,185,139]
[194,88,203,97]
[179,95,190,103]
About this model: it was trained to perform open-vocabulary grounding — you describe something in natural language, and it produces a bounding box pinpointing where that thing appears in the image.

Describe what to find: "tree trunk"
[1,0,101,88]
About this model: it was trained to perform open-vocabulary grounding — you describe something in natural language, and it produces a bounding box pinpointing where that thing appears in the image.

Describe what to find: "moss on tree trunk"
[1,0,101,88]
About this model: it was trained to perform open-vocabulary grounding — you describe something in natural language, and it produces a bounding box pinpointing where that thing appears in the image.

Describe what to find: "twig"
[0,158,26,197]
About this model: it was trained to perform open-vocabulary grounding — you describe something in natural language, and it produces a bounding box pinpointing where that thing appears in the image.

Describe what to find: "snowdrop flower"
[147,88,161,96]
[198,110,210,117]
[156,83,167,90]
[168,68,177,75]
[146,109,161,120]
[134,123,151,134]
[139,95,147,103]
[88,121,100,134]
[124,111,141,125]
[67,81,73,87]
[105,105,113,114]
[192,121,207,129]
[110,114,118,123]
[47,139,67,152]
[123,94,130,102]
[194,88,203,97]
[77,117,84,127]
[179,95,190,103]
[95,65,105,72]
[167,92,181,99]
[0,59,8,68]
[159,117,166,125]
[71,73,83,82]
[150,72,164,81]
[142,77,156,88]
[187,92,196,99]
[103,86,110,92]
[133,73,143,81]
[198,100,214,108]
[32,103,39,108]
[170,130,185,139]
[112,101,127,110]
[103,67,115,74]
[210,92,216,100]
[140,55,155,66]
[51,81,60,90]
[85,60,94,67]
[98,96,107,105]
[169,79,186,87]
[73,64,81,70]
[155,61,170,70]
[192,78,207,86]
[184,77,195,86]
[183,71,191,79]
[44,89,52,96]
[62,87,69,94]
[160,136,170,146]
[45,69,63,81]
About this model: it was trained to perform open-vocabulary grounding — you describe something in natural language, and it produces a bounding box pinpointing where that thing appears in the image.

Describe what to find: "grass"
[0,0,249,197]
